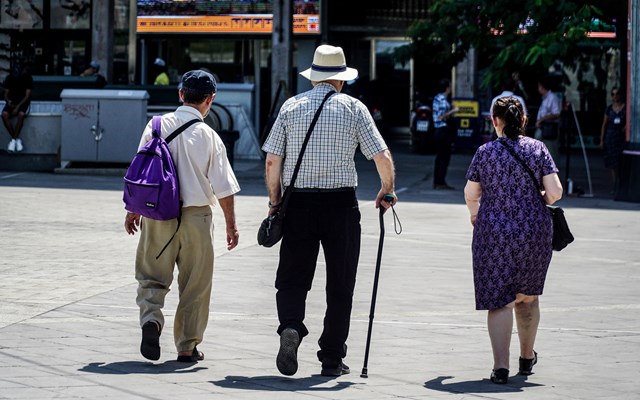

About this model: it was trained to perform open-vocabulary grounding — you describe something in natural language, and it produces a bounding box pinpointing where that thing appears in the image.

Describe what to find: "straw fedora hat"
[300,45,358,82]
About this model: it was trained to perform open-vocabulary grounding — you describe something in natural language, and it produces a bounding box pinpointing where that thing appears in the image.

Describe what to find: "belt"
[290,187,355,193]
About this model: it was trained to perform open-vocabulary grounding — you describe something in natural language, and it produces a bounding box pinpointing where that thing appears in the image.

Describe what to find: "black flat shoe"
[276,328,300,376]
[140,321,161,361]
[519,351,538,375]
[321,361,350,377]
[490,368,509,384]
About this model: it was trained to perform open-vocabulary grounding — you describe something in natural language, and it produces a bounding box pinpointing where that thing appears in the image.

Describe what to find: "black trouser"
[275,190,361,364]
[433,126,453,186]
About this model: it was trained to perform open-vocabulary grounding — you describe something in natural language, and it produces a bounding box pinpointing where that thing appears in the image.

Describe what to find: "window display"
[0,0,44,29]
[50,0,91,29]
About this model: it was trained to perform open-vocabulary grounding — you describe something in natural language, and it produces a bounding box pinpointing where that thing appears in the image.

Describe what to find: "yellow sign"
[460,118,470,128]
[452,100,479,118]
[137,15,320,34]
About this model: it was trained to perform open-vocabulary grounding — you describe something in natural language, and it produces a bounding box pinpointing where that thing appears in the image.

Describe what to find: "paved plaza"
[1,141,639,399]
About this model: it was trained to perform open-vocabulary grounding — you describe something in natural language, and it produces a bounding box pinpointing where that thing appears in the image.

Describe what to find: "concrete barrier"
[0,102,62,171]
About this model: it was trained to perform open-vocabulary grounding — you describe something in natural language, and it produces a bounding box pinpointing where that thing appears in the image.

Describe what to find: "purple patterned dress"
[466,137,558,310]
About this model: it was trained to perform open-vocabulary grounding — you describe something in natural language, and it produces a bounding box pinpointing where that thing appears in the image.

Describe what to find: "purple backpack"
[123,116,199,220]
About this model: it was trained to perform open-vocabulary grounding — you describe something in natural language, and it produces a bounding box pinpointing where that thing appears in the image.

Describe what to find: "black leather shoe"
[140,321,161,361]
[276,328,300,376]
[321,361,350,377]
[519,351,538,375]
[490,368,509,384]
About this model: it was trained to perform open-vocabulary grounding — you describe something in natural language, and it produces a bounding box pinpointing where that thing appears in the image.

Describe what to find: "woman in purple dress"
[464,97,563,384]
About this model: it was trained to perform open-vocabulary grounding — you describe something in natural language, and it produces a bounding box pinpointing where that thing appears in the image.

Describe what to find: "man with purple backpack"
[124,70,240,363]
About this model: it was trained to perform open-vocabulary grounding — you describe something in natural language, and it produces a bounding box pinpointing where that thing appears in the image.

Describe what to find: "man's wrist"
[268,201,282,209]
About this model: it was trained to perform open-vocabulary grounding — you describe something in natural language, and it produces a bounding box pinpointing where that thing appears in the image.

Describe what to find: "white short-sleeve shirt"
[138,105,240,207]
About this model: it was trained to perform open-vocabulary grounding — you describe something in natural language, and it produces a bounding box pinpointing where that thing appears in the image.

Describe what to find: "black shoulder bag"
[257,90,335,247]
[497,139,574,251]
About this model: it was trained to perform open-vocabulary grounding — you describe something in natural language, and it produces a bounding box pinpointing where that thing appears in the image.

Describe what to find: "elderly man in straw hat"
[262,44,397,377]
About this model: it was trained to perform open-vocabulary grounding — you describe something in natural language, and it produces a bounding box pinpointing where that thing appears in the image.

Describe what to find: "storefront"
[0,0,130,81]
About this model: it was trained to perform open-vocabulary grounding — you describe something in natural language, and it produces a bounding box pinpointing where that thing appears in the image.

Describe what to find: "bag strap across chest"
[280,90,335,212]
[151,115,201,143]
[497,138,544,196]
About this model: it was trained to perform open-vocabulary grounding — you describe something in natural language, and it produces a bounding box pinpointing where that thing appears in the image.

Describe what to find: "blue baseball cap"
[179,70,217,94]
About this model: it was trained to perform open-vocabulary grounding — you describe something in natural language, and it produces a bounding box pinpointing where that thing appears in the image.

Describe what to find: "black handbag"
[257,90,335,247]
[498,139,574,251]
[547,205,573,251]
[257,207,286,248]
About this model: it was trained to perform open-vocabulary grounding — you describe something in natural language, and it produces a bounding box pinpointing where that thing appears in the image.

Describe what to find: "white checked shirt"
[138,106,240,207]
[262,82,387,189]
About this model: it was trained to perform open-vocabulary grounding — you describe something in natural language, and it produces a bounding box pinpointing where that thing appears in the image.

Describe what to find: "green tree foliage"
[401,0,615,88]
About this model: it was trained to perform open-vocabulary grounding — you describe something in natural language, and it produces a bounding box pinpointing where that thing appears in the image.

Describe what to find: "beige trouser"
[135,206,214,353]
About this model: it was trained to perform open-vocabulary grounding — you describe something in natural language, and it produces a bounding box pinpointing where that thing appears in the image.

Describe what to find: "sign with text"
[451,99,479,118]
[137,0,321,34]
[137,14,319,34]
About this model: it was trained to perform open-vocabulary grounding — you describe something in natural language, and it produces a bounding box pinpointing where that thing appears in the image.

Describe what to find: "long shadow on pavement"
[79,361,207,374]
[424,375,543,394]
[211,375,357,392]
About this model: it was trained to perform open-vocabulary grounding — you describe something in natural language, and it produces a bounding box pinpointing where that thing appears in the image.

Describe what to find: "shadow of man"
[79,361,207,375]
[211,375,358,392]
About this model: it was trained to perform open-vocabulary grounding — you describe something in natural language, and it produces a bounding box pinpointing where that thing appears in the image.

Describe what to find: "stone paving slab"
[1,143,639,399]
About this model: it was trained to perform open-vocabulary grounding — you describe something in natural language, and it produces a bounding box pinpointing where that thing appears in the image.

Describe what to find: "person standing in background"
[153,58,170,86]
[80,60,107,88]
[535,77,562,162]
[2,63,33,153]
[600,87,627,193]
[432,79,459,190]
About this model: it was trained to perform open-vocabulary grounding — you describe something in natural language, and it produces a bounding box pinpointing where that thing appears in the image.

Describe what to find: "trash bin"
[60,89,149,164]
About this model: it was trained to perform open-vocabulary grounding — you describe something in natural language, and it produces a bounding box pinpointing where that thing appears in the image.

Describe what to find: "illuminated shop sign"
[136,0,321,34]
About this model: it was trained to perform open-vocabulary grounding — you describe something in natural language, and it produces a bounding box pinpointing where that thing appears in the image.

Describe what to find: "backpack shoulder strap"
[166,119,201,144]
[151,115,162,138]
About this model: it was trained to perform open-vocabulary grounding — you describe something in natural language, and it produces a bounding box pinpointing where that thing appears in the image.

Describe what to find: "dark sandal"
[519,351,538,375]
[140,321,161,361]
[177,346,204,362]
[490,368,509,384]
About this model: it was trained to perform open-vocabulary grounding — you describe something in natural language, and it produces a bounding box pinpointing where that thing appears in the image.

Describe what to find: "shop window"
[0,0,44,29]
[58,40,86,75]
[115,0,129,31]
[183,39,245,82]
[50,0,91,29]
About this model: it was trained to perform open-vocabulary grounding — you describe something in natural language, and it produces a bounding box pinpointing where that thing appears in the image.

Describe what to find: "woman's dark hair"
[492,96,526,140]
[181,87,210,104]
